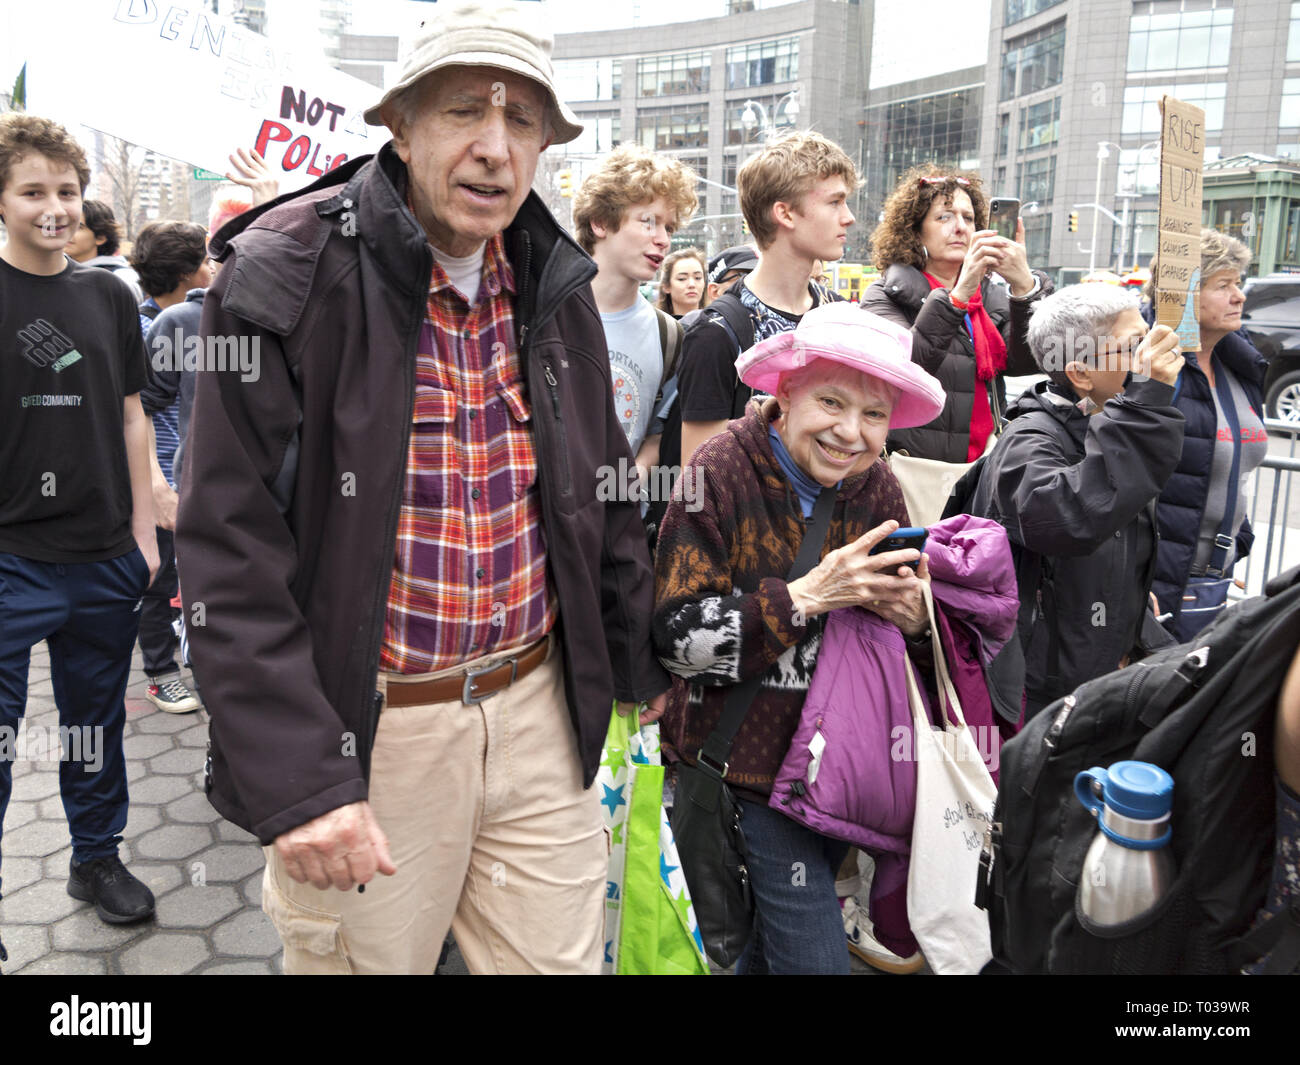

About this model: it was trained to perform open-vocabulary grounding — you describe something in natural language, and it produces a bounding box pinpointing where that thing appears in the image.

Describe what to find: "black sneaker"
[67,856,156,924]
[146,675,201,714]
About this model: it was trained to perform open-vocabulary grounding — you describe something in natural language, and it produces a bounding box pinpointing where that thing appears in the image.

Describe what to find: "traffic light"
[558,169,573,198]
[1068,210,1078,233]
[742,217,750,236]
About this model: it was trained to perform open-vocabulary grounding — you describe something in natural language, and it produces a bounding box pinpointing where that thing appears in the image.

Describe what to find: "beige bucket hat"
[364,0,584,144]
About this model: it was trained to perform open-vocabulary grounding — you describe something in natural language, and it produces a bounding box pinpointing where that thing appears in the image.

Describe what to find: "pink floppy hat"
[735,302,946,429]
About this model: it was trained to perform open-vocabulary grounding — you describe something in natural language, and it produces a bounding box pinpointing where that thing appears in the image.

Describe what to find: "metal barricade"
[1238,419,1300,596]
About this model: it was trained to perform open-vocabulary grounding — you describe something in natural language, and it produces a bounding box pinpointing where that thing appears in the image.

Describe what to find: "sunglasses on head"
[918,176,971,188]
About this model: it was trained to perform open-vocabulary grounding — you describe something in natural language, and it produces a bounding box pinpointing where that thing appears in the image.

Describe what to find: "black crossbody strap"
[696,485,837,776]
[1208,363,1242,577]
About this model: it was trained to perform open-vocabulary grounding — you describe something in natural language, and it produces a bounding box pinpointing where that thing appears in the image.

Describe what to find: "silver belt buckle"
[462,655,517,705]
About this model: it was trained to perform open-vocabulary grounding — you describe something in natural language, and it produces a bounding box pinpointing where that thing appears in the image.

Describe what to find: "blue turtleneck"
[769,426,838,517]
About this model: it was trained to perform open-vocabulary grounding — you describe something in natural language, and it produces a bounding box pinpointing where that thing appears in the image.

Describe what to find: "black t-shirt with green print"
[0,257,148,562]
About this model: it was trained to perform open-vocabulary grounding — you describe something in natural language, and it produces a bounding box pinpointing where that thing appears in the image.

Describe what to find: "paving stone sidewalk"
[1,646,876,976]
[0,642,282,975]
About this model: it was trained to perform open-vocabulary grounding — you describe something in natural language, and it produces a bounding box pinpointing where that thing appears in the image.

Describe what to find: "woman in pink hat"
[652,301,945,973]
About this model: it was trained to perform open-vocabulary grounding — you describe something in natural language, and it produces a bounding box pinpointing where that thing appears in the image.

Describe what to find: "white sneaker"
[841,895,924,974]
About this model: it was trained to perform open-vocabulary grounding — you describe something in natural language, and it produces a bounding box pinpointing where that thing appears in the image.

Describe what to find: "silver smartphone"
[988,197,1020,240]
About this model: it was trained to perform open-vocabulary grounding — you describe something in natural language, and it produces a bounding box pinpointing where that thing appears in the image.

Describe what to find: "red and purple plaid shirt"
[379,233,555,673]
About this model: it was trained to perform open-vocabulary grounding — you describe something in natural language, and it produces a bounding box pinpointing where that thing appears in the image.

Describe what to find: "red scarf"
[924,274,1007,461]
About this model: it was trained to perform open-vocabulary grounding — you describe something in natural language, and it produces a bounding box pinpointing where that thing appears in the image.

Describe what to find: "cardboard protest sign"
[1155,95,1206,351]
[26,0,385,192]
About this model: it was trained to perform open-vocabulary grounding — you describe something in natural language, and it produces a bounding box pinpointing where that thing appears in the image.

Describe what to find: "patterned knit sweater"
[653,398,909,800]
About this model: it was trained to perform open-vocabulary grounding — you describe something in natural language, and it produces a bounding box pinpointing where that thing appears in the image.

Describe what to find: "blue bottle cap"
[1099,760,1174,820]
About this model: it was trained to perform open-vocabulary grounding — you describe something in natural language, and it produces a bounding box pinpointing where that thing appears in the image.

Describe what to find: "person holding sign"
[1148,229,1268,640]
[176,0,669,974]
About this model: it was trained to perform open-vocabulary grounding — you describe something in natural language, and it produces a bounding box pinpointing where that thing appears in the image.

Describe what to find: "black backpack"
[644,294,754,549]
[981,564,1300,975]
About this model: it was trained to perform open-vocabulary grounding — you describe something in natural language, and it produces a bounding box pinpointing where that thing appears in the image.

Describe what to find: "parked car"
[1243,275,1300,421]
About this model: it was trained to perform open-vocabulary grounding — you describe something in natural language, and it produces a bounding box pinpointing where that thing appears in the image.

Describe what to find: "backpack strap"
[652,307,684,416]
[704,293,756,357]
[1208,365,1243,577]
[695,486,837,777]
[701,293,759,419]
[1228,901,1300,974]
[139,301,162,321]
[654,306,684,382]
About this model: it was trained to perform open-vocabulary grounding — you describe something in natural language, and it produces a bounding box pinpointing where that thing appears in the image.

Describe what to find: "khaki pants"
[261,641,606,974]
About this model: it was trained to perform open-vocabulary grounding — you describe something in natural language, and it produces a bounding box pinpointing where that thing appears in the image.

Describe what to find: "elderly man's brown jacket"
[177,144,668,844]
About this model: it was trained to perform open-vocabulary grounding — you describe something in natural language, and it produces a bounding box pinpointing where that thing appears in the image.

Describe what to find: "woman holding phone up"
[863,166,1052,463]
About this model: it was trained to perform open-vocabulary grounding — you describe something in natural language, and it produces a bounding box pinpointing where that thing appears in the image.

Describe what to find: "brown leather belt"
[384,637,549,708]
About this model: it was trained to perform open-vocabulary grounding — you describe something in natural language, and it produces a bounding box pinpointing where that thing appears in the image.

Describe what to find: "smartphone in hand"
[869,527,927,571]
[988,197,1021,241]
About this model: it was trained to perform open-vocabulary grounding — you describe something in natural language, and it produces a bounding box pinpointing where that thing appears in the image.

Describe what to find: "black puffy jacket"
[1150,329,1267,619]
[861,263,1050,462]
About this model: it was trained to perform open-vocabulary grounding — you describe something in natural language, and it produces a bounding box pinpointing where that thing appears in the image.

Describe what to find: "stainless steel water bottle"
[1073,761,1176,927]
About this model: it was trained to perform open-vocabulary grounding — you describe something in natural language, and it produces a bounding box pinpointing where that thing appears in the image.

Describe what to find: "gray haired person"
[970,284,1186,721]
[176,0,668,974]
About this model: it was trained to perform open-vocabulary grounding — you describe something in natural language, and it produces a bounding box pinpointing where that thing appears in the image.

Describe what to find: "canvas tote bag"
[886,433,997,529]
[903,583,998,975]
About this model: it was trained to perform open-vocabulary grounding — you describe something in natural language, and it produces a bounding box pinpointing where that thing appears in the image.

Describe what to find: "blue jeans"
[736,798,851,974]
[0,550,147,896]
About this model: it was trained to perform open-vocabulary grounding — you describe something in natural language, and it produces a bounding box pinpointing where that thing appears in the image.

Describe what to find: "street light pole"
[1090,142,1110,274]
[1116,195,1130,274]
[1126,139,1161,272]
[741,87,800,145]
[1103,139,1162,274]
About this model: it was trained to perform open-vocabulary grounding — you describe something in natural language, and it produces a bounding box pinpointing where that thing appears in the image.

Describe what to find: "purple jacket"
[770,515,1018,955]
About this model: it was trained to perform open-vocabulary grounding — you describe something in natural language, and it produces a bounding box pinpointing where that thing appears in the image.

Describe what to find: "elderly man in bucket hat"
[176,0,669,974]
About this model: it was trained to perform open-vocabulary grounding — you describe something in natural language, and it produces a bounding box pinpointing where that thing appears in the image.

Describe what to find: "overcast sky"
[353,0,775,36]
[1,0,987,113]
[1,1,788,91]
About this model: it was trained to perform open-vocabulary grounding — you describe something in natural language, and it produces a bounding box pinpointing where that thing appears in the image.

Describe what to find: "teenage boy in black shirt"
[677,132,853,466]
[0,114,160,950]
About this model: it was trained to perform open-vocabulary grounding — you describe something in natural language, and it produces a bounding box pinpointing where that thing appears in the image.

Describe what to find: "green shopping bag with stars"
[598,704,709,975]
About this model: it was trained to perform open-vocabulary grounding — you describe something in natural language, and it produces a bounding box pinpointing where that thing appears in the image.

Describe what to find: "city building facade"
[859,1,990,238]
[337,33,400,88]
[1204,154,1300,275]
[553,0,871,257]
[984,0,1300,281]
[211,0,1300,280]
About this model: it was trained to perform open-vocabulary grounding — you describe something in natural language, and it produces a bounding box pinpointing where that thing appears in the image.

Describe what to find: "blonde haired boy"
[678,132,856,464]
[573,145,698,477]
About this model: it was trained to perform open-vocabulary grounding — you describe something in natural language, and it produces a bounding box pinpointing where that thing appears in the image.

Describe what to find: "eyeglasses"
[635,212,674,238]
[918,176,971,188]
[1090,336,1144,370]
